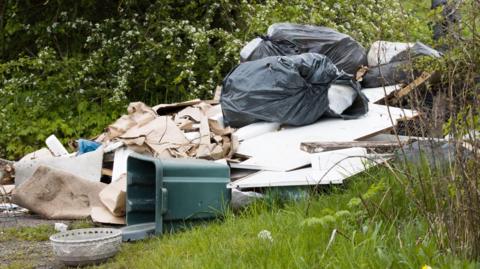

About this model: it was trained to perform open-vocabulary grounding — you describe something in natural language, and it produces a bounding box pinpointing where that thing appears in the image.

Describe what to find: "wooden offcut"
[392,72,432,102]
[300,141,404,153]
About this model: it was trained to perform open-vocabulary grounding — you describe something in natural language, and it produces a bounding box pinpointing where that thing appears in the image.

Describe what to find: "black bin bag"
[221,53,369,128]
[362,60,411,88]
[240,23,367,74]
[362,41,441,88]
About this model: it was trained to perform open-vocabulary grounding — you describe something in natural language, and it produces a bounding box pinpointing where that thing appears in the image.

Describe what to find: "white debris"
[55,223,68,233]
[257,229,274,243]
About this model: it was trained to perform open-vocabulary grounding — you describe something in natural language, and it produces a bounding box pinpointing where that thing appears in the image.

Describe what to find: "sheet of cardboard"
[91,206,125,225]
[13,166,106,219]
[99,175,126,217]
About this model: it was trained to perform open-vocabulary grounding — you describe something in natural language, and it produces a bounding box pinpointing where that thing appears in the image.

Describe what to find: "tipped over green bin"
[126,153,231,236]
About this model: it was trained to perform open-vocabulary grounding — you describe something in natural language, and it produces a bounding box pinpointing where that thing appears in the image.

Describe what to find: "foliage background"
[0,0,432,159]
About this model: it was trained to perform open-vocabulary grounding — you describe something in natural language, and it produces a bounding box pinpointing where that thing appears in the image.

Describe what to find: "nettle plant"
[0,0,429,159]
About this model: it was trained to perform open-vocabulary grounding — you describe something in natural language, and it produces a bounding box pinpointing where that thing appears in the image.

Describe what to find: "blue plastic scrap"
[77,139,101,155]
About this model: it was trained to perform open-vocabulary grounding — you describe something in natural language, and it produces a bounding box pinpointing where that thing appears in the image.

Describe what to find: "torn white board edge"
[361,85,401,103]
[112,147,134,182]
[228,152,391,189]
[227,157,372,189]
[104,141,125,153]
[310,147,367,170]
[229,153,309,172]
[14,147,104,186]
[45,134,69,156]
[233,122,281,142]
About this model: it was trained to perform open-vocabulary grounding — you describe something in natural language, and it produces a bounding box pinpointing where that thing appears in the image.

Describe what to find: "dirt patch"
[0,240,64,269]
[1,213,71,229]
[0,213,71,268]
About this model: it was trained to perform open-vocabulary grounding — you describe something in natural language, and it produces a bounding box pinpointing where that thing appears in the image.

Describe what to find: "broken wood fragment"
[300,141,406,153]
[393,72,432,102]
[101,168,113,177]
[355,66,369,81]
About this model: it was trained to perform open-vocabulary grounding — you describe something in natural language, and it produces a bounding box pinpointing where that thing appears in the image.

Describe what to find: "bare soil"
[1,213,70,268]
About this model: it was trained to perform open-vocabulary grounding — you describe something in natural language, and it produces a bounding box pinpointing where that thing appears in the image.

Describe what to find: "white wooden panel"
[234,104,415,171]
[228,153,371,189]
[361,85,400,103]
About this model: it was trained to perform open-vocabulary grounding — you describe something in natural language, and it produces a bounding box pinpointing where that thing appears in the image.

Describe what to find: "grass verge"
[0,224,55,242]
[93,166,479,269]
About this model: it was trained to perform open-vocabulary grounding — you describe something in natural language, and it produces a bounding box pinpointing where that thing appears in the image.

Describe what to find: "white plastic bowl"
[50,228,122,266]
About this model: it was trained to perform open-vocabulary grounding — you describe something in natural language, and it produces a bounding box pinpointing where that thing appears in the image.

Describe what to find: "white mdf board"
[233,122,281,142]
[234,104,415,172]
[14,147,104,186]
[111,147,134,182]
[228,153,372,189]
[361,85,400,103]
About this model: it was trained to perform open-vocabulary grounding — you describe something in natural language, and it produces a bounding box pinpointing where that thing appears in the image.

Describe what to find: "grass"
[0,224,55,242]
[69,219,95,230]
[93,166,479,269]
[0,219,94,242]
[1,262,34,269]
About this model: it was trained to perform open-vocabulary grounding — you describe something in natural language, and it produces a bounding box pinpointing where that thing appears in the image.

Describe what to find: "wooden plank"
[300,141,404,153]
[392,72,432,102]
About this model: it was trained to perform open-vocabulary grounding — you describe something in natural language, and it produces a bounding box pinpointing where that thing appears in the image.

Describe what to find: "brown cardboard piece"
[97,101,234,160]
[176,106,204,122]
[105,102,157,141]
[1,184,15,195]
[99,175,126,217]
[119,116,191,158]
[12,166,106,219]
[90,206,125,225]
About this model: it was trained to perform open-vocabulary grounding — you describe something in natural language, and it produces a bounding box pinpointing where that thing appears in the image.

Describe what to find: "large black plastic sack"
[362,60,411,88]
[390,42,441,62]
[363,42,441,88]
[240,23,367,74]
[221,53,368,128]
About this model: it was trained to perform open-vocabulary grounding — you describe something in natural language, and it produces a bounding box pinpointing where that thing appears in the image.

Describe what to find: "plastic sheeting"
[221,53,368,128]
[362,60,411,88]
[240,23,367,74]
[363,41,441,88]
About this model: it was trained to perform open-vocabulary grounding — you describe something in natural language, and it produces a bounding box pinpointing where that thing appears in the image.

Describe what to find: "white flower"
[257,230,273,242]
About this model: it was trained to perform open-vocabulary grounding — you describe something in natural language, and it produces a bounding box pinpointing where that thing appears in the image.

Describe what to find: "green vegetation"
[68,219,95,230]
[0,0,431,159]
[0,224,55,242]
[0,261,34,269]
[94,167,478,269]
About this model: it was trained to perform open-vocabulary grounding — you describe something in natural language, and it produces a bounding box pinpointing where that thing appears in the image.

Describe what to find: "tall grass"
[95,168,477,269]
[376,0,480,260]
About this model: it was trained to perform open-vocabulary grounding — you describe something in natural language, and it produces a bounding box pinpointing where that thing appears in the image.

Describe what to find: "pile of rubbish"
[2,23,458,265]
